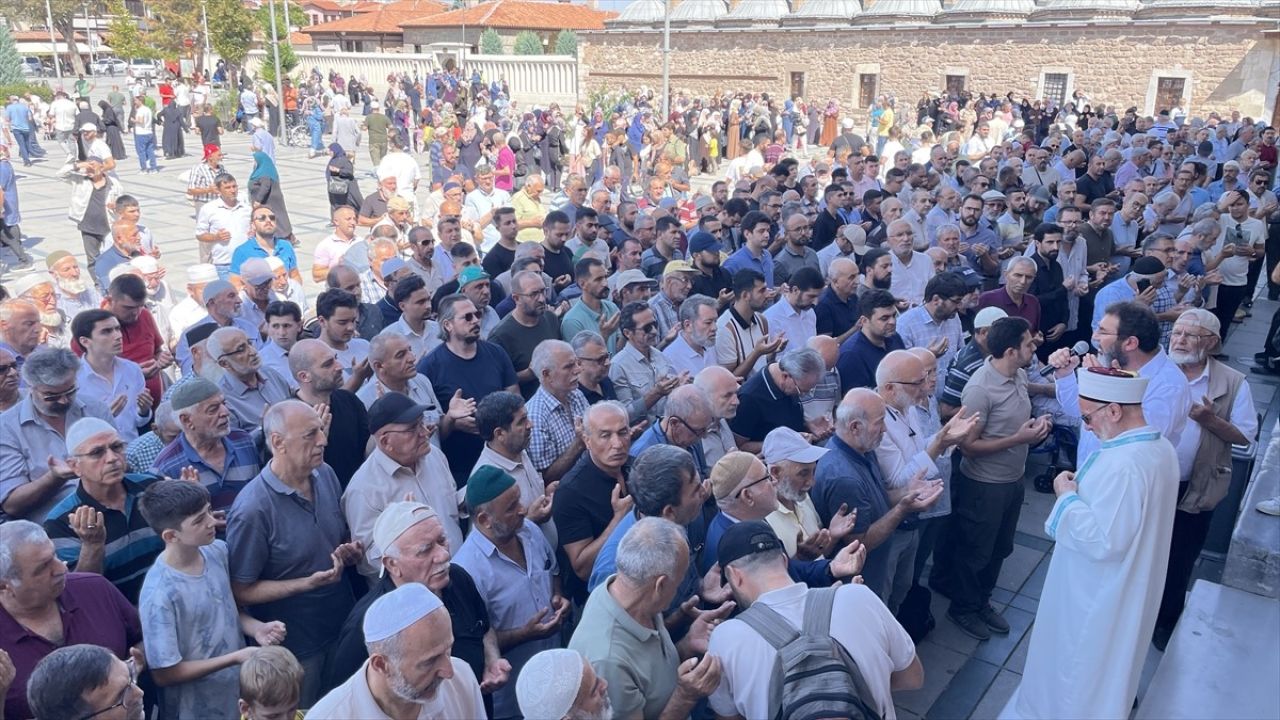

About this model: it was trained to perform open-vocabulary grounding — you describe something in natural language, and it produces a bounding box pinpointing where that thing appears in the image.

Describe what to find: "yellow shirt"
[878,107,895,137]
[766,496,823,557]
[511,190,547,242]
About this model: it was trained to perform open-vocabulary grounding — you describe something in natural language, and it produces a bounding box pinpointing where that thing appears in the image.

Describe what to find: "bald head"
[694,365,740,420]
[875,350,925,410]
[806,335,838,370]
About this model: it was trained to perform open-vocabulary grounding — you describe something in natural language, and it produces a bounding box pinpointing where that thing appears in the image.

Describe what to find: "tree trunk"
[55,19,86,75]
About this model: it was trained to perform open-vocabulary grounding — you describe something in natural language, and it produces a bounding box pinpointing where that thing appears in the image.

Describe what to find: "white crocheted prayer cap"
[517,649,585,720]
[362,582,443,643]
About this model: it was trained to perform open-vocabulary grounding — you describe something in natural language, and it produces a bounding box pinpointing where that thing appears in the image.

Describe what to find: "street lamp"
[661,0,670,120]
[46,0,63,80]
[267,0,286,139]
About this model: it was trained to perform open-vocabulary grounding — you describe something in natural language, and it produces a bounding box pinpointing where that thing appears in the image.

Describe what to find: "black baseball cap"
[718,520,785,581]
[368,392,429,435]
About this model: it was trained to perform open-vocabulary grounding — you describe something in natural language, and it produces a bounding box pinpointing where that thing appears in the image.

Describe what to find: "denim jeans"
[135,133,157,170]
[11,129,31,164]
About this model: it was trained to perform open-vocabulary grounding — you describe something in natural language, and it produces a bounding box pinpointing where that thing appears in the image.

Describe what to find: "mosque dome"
[943,0,1035,20]
[1134,0,1262,18]
[669,0,729,24]
[612,0,667,24]
[857,0,941,22]
[786,0,863,22]
[719,0,792,25]
[1030,0,1139,19]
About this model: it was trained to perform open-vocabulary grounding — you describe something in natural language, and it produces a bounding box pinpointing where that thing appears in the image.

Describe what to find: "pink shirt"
[495,146,516,191]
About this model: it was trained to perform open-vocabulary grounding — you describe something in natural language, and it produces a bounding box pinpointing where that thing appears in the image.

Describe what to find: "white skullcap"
[362,582,443,643]
[108,264,139,282]
[130,255,159,274]
[65,417,118,455]
[517,649,585,720]
[187,264,219,284]
[1077,367,1148,405]
[973,306,1008,329]
[264,255,285,272]
[10,272,53,298]
[377,166,395,181]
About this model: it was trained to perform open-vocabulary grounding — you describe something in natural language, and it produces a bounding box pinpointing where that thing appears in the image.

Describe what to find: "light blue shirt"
[723,245,776,287]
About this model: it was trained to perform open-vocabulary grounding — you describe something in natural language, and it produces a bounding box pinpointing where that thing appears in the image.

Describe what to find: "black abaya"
[159,103,185,159]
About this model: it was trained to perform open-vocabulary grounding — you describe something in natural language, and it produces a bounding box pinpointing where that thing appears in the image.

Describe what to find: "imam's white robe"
[1005,426,1178,720]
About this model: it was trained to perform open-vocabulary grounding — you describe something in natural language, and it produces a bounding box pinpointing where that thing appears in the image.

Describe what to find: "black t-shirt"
[319,389,369,488]
[481,243,517,279]
[488,313,562,399]
[418,341,518,487]
[359,192,389,221]
[327,567,492,711]
[729,366,806,442]
[578,377,617,406]
[553,454,630,604]
[80,183,111,235]
[689,265,732,302]
[541,243,574,282]
[195,115,221,147]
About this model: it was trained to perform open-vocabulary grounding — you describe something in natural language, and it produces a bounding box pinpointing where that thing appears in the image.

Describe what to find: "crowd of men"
[0,69,1277,720]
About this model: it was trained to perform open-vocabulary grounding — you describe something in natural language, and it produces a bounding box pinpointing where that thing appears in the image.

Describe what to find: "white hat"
[65,417,117,455]
[130,255,159,274]
[79,122,97,133]
[250,117,264,128]
[187,264,219,285]
[841,118,854,130]
[973,307,1007,329]
[372,501,437,571]
[107,264,139,282]
[239,257,274,286]
[762,426,828,465]
[517,649,585,720]
[1077,367,1148,405]
[10,272,54,298]
[264,256,285,272]
[362,582,443,644]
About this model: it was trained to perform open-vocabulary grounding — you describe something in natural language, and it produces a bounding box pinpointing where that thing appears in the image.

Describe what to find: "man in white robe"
[1004,366,1179,719]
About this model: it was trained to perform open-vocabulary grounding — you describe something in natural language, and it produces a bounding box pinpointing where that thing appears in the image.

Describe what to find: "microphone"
[1039,340,1091,378]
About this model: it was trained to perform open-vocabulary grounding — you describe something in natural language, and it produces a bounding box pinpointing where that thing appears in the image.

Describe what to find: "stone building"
[584,0,1280,124]
[400,0,615,53]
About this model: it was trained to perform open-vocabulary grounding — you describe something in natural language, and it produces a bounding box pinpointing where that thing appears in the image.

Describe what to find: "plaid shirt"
[649,291,680,340]
[187,161,223,204]
[526,387,590,473]
[896,305,965,393]
[125,431,167,474]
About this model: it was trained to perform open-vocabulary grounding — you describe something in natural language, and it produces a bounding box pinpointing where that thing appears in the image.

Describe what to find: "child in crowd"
[239,645,306,720]
[138,480,287,720]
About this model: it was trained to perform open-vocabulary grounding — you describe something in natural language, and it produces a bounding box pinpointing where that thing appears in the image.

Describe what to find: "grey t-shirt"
[139,540,243,720]
[959,359,1033,483]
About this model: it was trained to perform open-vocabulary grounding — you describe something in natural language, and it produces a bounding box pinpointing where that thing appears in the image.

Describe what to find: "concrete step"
[1135,580,1280,720]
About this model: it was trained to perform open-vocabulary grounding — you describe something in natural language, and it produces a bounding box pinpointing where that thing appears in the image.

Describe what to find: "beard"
[568,701,615,720]
[57,276,88,295]
[1168,347,1206,365]
[388,663,437,705]
[872,275,892,289]
[776,481,808,505]
[39,310,63,328]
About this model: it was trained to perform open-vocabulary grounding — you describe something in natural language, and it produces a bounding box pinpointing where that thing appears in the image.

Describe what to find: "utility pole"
[268,0,285,140]
[201,1,211,73]
[660,0,670,120]
[47,0,63,79]
[83,2,95,65]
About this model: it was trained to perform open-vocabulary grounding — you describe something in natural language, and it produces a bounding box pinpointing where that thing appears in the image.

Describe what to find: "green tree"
[512,30,543,56]
[104,0,153,63]
[255,0,301,85]
[205,0,255,71]
[145,0,201,61]
[553,29,576,56]
[478,27,503,55]
[0,25,23,85]
[8,0,86,74]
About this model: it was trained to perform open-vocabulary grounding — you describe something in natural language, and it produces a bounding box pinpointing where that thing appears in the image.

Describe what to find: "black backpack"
[737,586,883,720]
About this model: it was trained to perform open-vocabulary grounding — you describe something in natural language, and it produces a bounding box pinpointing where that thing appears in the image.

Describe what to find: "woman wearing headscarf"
[326,143,362,213]
[249,151,295,242]
[97,100,127,160]
[158,99,185,159]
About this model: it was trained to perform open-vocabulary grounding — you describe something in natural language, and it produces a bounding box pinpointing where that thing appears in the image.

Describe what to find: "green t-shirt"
[364,112,391,143]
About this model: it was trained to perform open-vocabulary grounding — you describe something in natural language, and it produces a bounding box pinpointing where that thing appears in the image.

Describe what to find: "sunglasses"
[254,213,276,221]
[77,440,127,460]
[0,362,16,374]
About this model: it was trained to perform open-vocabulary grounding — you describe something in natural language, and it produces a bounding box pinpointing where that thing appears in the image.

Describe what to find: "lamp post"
[201,1,211,73]
[83,2,95,65]
[47,0,63,80]
[268,0,285,140]
[660,0,670,120]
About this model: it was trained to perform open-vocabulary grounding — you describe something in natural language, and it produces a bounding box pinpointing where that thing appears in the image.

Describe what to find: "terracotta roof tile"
[401,0,615,30]
[304,0,446,33]
[13,30,86,41]
[290,31,313,43]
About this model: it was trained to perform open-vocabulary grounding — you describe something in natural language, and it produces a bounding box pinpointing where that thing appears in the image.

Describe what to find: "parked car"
[90,57,128,76]
[128,58,161,81]
[20,57,52,77]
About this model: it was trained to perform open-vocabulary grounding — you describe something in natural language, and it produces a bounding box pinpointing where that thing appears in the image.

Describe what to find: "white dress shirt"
[761,295,817,352]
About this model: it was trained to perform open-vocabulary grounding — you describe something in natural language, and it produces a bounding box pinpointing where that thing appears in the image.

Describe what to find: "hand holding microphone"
[1042,341,1091,379]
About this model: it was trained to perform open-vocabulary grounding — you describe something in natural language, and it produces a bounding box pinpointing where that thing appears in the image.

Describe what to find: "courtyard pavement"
[2,90,1277,720]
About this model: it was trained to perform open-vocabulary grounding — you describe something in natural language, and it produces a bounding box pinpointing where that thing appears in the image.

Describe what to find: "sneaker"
[1257,497,1280,516]
[947,609,991,640]
[979,604,1010,634]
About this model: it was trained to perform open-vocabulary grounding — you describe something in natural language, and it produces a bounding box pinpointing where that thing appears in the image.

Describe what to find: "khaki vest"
[1178,358,1247,514]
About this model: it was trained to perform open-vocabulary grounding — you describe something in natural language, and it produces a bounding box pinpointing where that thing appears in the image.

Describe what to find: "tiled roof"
[290,31,313,43]
[401,0,616,30]
[13,30,86,41]
[296,0,345,11]
[304,0,446,33]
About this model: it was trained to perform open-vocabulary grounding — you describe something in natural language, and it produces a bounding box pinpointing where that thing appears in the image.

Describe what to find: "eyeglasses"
[891,377,927,386]
[1170,329,1216,341]
[636,322,658,334]
[76,440,127,460]
[577,354,610,365]
[39,385,78,402]
[78,658,138,720]
[383,420,431,436]
[734,473,770,499]
[217,342,251,360]
[0,362,16,374]
[254,214,276,221]
[673,416,713,439]
[1079,402,1115,426]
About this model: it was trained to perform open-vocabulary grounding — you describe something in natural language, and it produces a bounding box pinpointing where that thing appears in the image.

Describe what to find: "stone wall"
[581,23,1279,121]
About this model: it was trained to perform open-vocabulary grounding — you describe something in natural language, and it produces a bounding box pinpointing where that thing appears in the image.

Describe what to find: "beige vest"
[1178,358,1246,514]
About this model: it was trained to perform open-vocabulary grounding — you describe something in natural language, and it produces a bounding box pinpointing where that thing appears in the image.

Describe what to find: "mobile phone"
[1136,278,1152,293]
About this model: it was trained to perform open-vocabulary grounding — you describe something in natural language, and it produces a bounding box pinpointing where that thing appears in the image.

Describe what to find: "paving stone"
[970,668,1023,720]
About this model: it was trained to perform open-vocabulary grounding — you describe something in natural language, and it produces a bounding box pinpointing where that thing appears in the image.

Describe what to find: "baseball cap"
[717,520,786,574]
[457,265,489,288]
[663,260,696,277]
[239,257,273,286]
[380,256,408,281]
[974,306,1008,329]
[688,231,723,255]
[761,427,828,465]
[615,269,656,289]
[368,392,430,435]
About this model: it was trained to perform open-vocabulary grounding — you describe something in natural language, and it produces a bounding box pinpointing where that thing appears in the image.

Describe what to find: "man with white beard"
[1004,367,1178,719]
[517,649,614,720]
[10,273,71,349]
[45,250,101,319]
[130,255,176,348]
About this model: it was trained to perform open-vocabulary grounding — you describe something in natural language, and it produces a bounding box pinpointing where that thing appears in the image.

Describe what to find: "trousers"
[947,471,1024,615]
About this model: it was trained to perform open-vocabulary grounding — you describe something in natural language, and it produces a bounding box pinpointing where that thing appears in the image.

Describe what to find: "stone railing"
[244,50,579,108]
